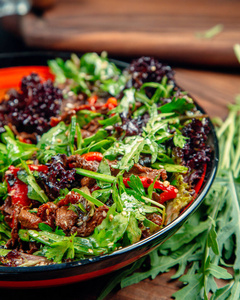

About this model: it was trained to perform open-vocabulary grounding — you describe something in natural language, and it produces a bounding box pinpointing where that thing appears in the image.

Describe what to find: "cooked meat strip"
[70,205,109,237]
[55,206,78,231]
[80,176,96,188]
[152,191,161,203]
[82,117,102,135]
[68,154,99,171]
[68,154,99,187]
[28,242,39,254]
[107,160,167,181]
[57,191,82,207]
[4,204,22,249]
[8,123,37,144]
[0,196,14,215]
[37,202,58,228]
[18,209,41,230]
[147,213,162,226]
[124,163,167,181]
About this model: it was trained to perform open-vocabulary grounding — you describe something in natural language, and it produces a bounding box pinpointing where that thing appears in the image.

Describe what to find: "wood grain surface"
[0,67,239,300]
[3,0,240,68]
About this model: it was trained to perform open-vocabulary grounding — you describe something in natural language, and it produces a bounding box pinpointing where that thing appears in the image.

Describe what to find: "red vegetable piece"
[123,176,178,204]
[103,97,118,110]
[9,179,30,206]
[6,164,48,206]
[29,165,49,173]
[181,164,207,213]
[81,152,103,162]
[87,95,98,106]
[194,164,207,196]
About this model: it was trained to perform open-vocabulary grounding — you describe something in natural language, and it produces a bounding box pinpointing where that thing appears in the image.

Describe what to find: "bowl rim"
[0,51,219,274]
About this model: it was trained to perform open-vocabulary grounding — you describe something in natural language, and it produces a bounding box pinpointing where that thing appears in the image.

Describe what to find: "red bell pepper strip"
[181,163,207,213]
[74,103,103,112]
[81,152,103,162]
[103,97,118,110]
[28,165,49,173]
[7,179,30,206]
[6,166,30,206]
[6,165,49,206]
[193,164,207,196]
[123,176,178,204]
[87,95,98,106]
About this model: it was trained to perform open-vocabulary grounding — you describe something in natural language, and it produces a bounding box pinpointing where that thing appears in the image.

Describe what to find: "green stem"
[75,168,116,183]
[220,111,235,170]
[232,116,240,178]
[141,196,165,210]
[72,188,104,207]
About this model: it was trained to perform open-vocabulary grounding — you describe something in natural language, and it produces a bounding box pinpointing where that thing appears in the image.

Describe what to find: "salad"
[0,53,212,266]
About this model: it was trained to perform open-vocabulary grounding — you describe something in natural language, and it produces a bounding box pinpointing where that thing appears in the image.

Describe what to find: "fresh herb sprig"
[98,98,240,300]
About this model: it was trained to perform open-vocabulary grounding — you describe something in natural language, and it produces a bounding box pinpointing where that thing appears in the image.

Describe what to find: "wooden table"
[1,0,240,298]
[2,0,240,69]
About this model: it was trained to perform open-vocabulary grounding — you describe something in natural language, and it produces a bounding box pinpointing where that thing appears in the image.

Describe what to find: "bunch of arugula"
[98,97,240,300]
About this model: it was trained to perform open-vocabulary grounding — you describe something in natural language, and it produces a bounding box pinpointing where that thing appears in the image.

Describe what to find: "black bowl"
[0,52,219,288]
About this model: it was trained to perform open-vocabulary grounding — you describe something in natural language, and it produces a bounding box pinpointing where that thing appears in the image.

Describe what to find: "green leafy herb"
[159,97,194,114]
[19,161,48,203]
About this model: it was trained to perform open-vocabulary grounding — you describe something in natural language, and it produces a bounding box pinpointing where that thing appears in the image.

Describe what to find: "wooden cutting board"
[0,67,239,300]
[3,0,240,68]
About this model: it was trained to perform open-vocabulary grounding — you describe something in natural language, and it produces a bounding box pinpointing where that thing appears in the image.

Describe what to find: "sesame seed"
[151,66,156,71]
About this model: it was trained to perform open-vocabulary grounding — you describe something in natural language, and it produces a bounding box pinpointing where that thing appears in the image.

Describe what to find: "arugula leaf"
[98,114,121,127]
[107,136,147,171]
[97,158,112,189]
[111,88,136,114]
[4,137,37,166]
[76,110,102,128]
[173,133,189,148]
[92,187,112,203]
[123,213,142,245]
[0,181,7,198]
[100,74,127,96]
[37,122,69,162]
[82,129,108,147]
[19,162,48,203]
[159,97,194,114]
